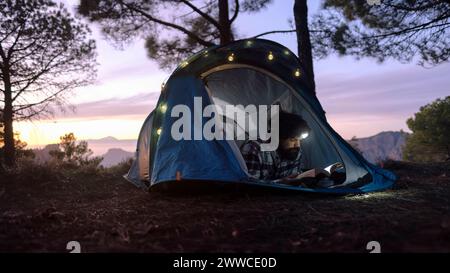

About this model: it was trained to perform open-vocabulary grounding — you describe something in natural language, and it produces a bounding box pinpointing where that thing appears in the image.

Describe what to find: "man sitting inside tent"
[240,111,311,183]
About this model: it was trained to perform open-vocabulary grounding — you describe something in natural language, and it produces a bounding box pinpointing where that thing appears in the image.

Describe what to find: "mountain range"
[85,137,137,156]
[31,131,408,167]
[100,148,134,167]
[348,131,409,163]
[32,137,136,167]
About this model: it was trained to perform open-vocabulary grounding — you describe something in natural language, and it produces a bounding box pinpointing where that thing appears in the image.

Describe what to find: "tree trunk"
[2,66,15,167]
[294,0,316,93]
[218,0,232,45]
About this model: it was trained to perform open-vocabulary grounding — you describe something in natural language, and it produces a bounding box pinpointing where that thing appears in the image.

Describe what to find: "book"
[274,162,344,187]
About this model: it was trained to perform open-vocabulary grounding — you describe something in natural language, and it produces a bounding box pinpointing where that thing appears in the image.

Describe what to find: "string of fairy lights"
[177,40,302,79]
[155,40,303,136]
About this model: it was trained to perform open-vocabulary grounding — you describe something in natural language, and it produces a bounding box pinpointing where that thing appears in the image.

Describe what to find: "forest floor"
[0,161,449,252]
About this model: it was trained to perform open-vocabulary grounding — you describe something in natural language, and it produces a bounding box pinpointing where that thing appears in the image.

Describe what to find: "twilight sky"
[16,0,450,147]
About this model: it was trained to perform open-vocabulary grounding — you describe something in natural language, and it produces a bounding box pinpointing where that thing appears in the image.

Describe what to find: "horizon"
[26,130,407,150]
[12,0,450,146]
[26,130,408,163]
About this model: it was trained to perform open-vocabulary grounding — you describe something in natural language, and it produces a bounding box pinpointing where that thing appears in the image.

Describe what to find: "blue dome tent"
[125,39,396,194]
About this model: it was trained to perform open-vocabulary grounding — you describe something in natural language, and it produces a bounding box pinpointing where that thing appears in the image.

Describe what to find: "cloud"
[49,92,160,121]
[317,64,450,118]
[98,62,165,83]
[313,63,450,138]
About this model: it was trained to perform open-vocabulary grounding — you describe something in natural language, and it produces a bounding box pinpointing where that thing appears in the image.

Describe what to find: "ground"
[0,161,449,252]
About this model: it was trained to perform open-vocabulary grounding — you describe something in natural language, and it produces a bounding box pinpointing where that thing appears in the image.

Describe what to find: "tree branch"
[13,84,70,112]
[253,29,297,38]
[230,0,240,23]
[0,43,7,62]
[6,23,25,60]
[383,2,441,12]
[179,0,221,29]
[14,103,53,121]
[365,15,450,39]
[9,44,40,67]
[253,28,328,38]
[12,50,66,102]
[8,39,38,59]
[120,1,215,47]
[174,1,216,20]
[0,24,22,44]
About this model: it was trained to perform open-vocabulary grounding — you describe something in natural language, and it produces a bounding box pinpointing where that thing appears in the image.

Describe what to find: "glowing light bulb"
[180,61,189,68]
[267,51,274,61]
[203,50,209,57]
[160,104,167,114]
[156,128,162,136]
[294,69,301,78]
[300,132,309,140]
[227,53,235,62]
[161,82,165,91]
[284,50,290,56]
[246,40,253,47]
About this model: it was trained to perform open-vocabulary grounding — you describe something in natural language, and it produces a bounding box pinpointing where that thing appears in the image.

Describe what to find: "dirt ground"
[0,161,449,253]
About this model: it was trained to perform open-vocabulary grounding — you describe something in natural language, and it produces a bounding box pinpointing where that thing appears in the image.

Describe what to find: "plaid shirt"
[240,140,304,181]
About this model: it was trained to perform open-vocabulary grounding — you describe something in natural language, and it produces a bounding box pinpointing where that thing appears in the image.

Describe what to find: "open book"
[273,162,344,187]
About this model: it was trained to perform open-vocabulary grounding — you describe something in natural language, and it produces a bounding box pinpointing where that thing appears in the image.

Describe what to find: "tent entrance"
[202,66,369,185]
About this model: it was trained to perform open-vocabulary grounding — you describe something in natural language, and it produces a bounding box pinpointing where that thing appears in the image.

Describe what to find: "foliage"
[49,133,103,169]
[311,0,450,66]
[403,97,450,162]
[0,0,97,121]
[0,0,97,166]
[104,157,133,177]
[77,0,273,69]
[0,122,34,168]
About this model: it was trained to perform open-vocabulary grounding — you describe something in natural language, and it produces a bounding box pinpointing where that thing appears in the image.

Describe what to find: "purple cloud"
[49,92,160,120]
[318,64,450,119]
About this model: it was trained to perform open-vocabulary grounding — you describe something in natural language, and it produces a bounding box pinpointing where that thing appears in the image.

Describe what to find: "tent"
[125,39,396,194]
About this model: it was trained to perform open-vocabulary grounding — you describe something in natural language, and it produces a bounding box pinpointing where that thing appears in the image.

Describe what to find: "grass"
[0,160,449,252]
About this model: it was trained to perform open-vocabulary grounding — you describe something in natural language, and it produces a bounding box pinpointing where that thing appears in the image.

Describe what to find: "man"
[240,110,310,182]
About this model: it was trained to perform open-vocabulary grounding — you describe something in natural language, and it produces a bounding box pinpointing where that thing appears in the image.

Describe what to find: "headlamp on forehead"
[279,111,311,140]
[300,132,309,140]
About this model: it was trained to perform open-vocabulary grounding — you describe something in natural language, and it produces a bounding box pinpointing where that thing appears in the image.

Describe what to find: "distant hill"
[31,137,136,167]
[89,136,119,142]
[31,133,408,167]
[85,137,137,156]
[348,131,409,163]
[100,148,134,167]
[85,137,136,166]
[91,132,409,166]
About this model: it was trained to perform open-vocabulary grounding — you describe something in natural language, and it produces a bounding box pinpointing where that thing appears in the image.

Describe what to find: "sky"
[15,0,450,147]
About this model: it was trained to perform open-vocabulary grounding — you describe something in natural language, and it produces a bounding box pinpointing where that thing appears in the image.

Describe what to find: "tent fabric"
[150,76,248,184]
[124,111,154,188]
[125,39,396,194]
